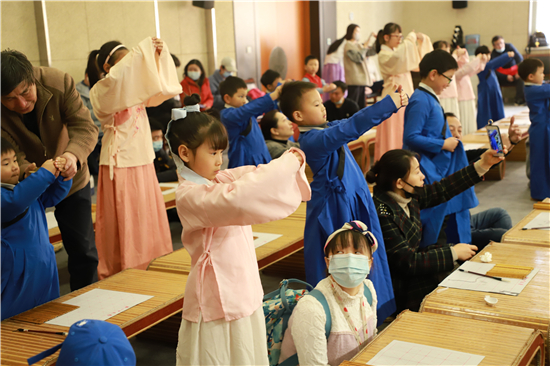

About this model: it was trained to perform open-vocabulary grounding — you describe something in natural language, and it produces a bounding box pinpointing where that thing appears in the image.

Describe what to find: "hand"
[270,83,284,101]
[453,244,478,261]
[41,159,59,177]
[416,32,424,42]
[506,74,514,82]
[456,46,467,57]
[54,157,67,172]
[152,37,163,55]
[507,51,514,58]
[479,148,506,170]
[507,116,521,145]
[24,163,37,178]
[442,137,460,152]
[292,151,304,165]
[322,83,337,93]
[389,85,408,108]
[58,152,78,181]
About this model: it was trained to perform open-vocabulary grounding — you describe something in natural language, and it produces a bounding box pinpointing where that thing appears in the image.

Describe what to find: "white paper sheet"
[463,143,486,151]
[367,340,485,366]
[158,182,178,196]
[46,289,153,327]
[253,232,283,248]
[439,262,540,296]
[46,211,58,230]
[523,212,550,230]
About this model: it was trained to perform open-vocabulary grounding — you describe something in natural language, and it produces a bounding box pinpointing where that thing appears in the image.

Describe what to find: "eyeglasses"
[389,34,403,39]
[438,71,453,84]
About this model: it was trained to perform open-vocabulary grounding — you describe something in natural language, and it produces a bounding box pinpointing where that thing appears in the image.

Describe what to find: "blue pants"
[470,208,512,250]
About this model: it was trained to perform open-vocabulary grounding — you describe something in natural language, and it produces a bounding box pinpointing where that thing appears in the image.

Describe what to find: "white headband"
[166,105,202,176]
[104,44,126,65]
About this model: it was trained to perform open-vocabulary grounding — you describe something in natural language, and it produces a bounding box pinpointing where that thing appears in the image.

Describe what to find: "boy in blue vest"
[220,76,281,168]
[279,80,407,323]
[403,49,478,249]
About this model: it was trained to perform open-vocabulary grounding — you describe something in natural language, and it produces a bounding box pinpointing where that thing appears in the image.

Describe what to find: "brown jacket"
[1,67,99,196]
[343,41,369,86]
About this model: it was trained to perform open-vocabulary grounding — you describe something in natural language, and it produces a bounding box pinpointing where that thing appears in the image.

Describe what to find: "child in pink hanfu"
[90,37,182,279]
[454,48,487,135]
[169,94,311,366]
[374,23,432,162]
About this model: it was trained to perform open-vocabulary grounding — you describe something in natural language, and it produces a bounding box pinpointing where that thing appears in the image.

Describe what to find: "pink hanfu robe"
[455,53,486,135]
[175,150,311,365]
[90,37,182,279]
[375,33,432,162]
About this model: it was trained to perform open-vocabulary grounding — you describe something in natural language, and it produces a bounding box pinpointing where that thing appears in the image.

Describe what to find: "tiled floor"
[51,105,534,365]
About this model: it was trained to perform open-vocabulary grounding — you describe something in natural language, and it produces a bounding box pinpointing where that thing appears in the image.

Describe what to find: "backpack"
[263,278,373,366]
[528,32,548,50]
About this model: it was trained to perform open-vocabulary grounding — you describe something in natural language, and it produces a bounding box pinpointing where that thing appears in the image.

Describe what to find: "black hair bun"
[366,170,377,184]
[184,93,201,107]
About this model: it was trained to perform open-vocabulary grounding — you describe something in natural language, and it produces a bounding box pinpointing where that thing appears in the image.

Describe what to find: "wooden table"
[147,202,307,275]
[1,269,187,366]
[420,242,550,356]
[534,198,550,211]
[502,209,550,247]
[343,310,545,366]
[49,183,178,246]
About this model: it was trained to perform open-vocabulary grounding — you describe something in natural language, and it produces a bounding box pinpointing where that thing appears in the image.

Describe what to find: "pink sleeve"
[176,151,311,230]
[456,57,485,80]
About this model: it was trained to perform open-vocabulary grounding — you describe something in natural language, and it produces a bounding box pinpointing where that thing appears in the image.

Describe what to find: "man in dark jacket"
[1,49,99,291]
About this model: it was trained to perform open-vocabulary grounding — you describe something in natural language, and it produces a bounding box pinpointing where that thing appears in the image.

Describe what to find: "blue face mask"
[153,140,163,152]
[188,71,201,81]
[328,253,370,288]
[223,71,232,78]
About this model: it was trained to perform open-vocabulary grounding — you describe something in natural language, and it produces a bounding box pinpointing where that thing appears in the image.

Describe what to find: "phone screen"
[486,126,504,156]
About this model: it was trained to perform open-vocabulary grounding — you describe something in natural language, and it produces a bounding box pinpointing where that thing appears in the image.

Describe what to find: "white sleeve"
[291,296,330,366]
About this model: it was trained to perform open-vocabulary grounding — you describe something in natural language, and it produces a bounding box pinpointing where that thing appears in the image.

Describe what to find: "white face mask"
[495,47,505,53]
[354,33,361,41]
[188,71,201,81]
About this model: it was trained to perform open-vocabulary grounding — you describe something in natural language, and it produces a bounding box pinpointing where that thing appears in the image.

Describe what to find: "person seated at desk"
[368,148,504,312]
[261,110,300,159]
[150,119,177,183]
[323,81,360,122]
[491,36,525,106]
[279,221,379,366]
[1,138,71,320]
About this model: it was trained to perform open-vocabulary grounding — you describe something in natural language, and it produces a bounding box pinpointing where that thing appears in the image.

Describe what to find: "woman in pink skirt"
[91,37,182,279]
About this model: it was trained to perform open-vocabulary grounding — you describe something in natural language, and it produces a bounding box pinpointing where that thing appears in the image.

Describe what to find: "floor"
[51,105,534,365]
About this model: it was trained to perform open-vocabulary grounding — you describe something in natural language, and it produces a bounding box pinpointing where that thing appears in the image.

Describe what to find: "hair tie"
[324,220,378,253]
[104,44,126,65]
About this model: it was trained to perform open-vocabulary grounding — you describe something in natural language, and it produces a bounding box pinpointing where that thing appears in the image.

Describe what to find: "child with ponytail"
[168,94,311,366]
[91,37,181,279]
[367,148,505,312]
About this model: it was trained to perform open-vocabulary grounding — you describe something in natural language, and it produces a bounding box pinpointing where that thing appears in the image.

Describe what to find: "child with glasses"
[403,50,479,250]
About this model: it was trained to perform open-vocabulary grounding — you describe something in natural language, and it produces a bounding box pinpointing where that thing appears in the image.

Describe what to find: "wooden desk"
[1,269,186,366]
[345,310,545,366]
[49,183,178,246]
[147,202,307,275]
[420,242,550,355]
[502,209,550,247]
[534,198,550,211]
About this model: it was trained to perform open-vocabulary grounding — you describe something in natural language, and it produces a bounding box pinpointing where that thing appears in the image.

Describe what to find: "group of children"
[1,28,548,366]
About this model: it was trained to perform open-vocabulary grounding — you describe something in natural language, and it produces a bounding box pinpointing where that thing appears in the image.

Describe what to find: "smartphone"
[486,125,505,157]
